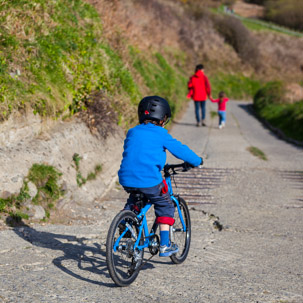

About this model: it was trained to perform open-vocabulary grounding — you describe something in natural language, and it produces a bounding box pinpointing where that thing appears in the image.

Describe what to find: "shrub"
[213,14,261,70]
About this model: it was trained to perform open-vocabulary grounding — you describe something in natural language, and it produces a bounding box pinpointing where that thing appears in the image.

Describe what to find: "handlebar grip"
[183,162,194,171]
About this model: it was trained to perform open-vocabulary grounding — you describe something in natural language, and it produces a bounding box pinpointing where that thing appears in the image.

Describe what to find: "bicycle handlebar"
[163,161,195,176]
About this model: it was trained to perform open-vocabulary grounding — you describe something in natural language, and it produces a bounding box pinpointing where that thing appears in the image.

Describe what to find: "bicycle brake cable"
[172,173,178,192]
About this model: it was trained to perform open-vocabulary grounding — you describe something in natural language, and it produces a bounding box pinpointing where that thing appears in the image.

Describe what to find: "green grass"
[210,73,261,100]
[0,163,63,223]
[238,16,303,37]
[210,110,218,119]
[129,46,188,117]
[28,163,63,202]
[72,153,102,186]
[253,81,303,142]
[247,146,267,160]
[255,101,303,142]
[215,5,303,37]
[0,184,30,212]
[0,0,140,120]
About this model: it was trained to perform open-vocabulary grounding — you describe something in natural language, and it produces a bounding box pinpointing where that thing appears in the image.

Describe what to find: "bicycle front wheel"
[170,197,191,264]
[106,210,144,287]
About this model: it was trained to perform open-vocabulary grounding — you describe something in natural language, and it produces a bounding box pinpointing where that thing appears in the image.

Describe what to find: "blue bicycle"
[106,162,192,287]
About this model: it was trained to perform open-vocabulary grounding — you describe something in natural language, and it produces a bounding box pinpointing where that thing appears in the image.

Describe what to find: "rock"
[25,205,46,220]
[27,181,38,199]
[0,191,12,199]
[60,181,68,193]
[56,194,72,210]
[0,110,124,218]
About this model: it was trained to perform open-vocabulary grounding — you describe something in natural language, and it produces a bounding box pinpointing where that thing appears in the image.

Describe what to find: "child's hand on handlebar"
[183,158,203,171]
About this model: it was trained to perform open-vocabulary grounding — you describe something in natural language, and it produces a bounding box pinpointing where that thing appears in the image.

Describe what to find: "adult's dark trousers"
[194,100,206,122]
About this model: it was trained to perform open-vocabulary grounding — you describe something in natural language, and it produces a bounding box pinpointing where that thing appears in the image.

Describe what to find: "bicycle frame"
[113,173,187,253]
[165,174,187,233]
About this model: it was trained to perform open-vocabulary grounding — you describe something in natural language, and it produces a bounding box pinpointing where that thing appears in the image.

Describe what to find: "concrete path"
[1,100,302,303]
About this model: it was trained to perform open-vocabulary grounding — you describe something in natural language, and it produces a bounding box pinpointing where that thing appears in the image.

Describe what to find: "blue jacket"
[118,123,201,188]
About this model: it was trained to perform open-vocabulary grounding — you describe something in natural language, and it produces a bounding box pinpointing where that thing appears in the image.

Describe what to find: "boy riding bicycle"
[118,96,203,257]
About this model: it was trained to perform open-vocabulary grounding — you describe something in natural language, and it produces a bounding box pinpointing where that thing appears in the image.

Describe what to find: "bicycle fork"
[171,196,187,231]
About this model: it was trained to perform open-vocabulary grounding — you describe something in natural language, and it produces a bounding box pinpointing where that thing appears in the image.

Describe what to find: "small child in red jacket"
[210,91,229,129]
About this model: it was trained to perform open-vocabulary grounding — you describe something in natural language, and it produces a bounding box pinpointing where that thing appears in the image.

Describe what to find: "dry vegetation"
[1,0,302,129]
[263,0,303,32]
[86,0,303,84]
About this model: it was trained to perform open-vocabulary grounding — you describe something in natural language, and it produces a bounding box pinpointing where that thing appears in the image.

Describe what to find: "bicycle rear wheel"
[170,197,191,264]
[106,210,144,287]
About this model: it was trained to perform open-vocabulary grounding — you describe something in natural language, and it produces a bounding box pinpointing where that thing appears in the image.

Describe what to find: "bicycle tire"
[106,210,144,287]
[170,197,191,264]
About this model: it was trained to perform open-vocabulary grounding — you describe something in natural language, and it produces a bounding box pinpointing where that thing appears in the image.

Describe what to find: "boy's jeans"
[194,101,206,122]
[218,110,226,125]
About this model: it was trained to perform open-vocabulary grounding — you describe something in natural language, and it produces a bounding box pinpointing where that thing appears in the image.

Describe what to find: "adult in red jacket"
[187,64,211,126]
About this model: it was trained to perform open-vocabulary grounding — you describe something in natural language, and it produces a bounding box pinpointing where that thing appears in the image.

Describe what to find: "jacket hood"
[194,70,204,78]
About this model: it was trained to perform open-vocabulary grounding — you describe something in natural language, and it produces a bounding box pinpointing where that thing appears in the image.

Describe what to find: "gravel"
[1,100,302,303]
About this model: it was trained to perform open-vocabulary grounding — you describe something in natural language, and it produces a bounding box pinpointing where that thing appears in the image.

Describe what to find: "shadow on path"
[12,224,116,286]
[12,223,153,287]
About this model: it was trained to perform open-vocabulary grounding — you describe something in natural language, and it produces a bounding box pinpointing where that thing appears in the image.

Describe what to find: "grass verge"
[0,0,140,121]
[210,73,261,100]
[129,46,188,117]
[253,81,303,143]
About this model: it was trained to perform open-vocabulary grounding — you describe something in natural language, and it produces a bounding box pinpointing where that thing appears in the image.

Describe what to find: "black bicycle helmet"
[138,96,172,124]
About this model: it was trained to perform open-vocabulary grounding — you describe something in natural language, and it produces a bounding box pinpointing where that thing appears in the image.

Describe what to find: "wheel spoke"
[106,211,144,286]
[170,198,191,264]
